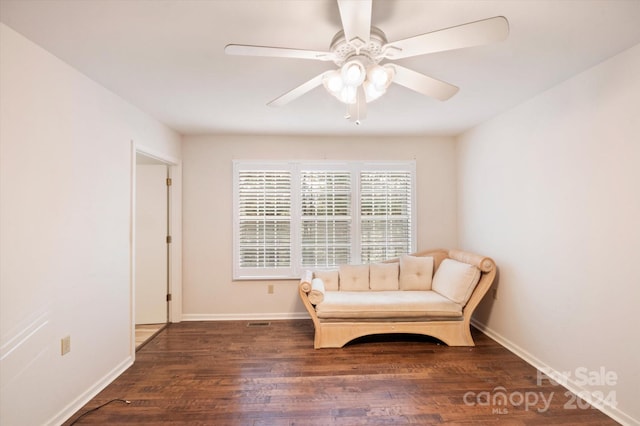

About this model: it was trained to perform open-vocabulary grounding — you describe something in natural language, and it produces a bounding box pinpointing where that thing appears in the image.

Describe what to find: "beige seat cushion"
[339,264,370,291]
[316,291,462,319]
[399,255,434,290]
[432,259,481,305]
[314,269,339,291]
[369,262,399,291]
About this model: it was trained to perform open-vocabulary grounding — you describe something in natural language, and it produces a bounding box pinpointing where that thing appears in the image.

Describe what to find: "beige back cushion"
[339,264,370,291]
[432,258,481,305]
[369,262,399,291]
[314,270,339,291]
[399,255,434,290]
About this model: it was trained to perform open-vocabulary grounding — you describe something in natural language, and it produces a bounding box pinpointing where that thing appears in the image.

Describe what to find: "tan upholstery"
[316,291,462,319]
[308,278,325,305]
[314,269,339,291]
[300,270,313,293]
[339,264,370,291]
[448,249,494,272]
[369,262,399,291]
[432,259,481,305]
[399,255,434,290]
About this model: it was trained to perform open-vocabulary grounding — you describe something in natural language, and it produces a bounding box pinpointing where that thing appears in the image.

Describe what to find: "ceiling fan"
[225,0,508,124]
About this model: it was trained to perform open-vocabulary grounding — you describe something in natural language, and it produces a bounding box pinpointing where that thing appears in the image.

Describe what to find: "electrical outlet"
[268,284,274,294]
[61,336,71,355]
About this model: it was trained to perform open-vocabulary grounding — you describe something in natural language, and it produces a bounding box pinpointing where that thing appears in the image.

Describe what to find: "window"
[233,161,416,279]
[237,169,291,269]
[360,170,413,262]
[300,170,352,268]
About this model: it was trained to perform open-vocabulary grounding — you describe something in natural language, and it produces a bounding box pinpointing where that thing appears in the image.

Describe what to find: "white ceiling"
[2,0,640,136]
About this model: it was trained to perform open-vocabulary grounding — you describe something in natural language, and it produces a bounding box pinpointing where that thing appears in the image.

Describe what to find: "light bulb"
[368,65,389,88]
[341,60,365,86]
[346,64,361,83]
[364,81,385,102]
[326,71,343,94]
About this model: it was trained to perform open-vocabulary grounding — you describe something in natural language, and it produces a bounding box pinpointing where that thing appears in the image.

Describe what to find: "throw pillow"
[314,269,339,291]
[369,262,399,291]
[339,264,370,291]
[399,255,434,290]
[308,278,325,305]
[432,258,481,305]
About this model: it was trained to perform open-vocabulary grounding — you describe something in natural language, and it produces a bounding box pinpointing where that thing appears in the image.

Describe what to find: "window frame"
[233,160,416,280]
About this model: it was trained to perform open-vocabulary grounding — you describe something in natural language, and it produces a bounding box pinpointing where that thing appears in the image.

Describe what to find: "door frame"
[130,142,182,357]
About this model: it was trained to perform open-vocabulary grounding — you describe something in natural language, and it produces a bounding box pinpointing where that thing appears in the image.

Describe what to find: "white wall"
[182,134,457,319]
[457,43,640,425]
[0,23,181,425]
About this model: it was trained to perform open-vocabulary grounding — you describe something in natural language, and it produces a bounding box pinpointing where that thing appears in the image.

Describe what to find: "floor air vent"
[247,321,271,327]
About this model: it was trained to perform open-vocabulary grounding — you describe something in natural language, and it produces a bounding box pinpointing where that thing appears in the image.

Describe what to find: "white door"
[135,164,168,324]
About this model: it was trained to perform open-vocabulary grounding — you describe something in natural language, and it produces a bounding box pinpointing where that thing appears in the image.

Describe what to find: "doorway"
[134,153,170,349]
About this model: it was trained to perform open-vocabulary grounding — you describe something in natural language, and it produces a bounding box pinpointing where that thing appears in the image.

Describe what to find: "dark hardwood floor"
[64,320,617,425]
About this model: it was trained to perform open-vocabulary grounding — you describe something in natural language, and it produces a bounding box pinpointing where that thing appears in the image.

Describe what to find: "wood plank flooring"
[135,323,167,350]
[64,320,618,425]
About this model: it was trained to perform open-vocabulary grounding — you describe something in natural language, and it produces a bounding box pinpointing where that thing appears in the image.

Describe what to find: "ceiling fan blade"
[268,72,331,107]
[383,16,509,60]
[225,44,334,61]
[337,0,372,45]
[347,86,367,123]
[392,65,459,101]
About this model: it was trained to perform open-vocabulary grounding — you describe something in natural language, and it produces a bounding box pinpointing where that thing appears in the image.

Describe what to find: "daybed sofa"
[299,249,496,348]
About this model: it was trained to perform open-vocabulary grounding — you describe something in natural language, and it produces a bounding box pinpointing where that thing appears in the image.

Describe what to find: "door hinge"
[166,293,172,302]
[166,235,172,244]
[166,177,172,186]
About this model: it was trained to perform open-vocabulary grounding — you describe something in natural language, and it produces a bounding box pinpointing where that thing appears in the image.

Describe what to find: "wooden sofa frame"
[299,249,496,349]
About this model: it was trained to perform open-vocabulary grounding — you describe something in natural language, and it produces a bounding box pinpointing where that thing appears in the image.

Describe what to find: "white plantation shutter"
[300,170,351,267]
[360,170,413,263]
[233,161,415,279]
[235,167,292,277]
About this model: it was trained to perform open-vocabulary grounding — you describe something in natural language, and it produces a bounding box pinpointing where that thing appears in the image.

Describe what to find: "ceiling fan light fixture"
[340,85,358,104]
[324,70,344,93]
[341,60,366,86]
[368,64,389,86]
[364,80,385,102]
[323,62,366,104]
[364,64,394,102]
[226,0,510,121]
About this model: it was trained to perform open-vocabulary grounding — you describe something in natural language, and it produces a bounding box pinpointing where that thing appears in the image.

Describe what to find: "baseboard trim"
[49,356,133,426]
[471,318,637,426]
[182,312,310,321]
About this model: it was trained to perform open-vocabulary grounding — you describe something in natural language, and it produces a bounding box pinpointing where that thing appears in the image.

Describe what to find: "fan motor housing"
[330,26,388,66]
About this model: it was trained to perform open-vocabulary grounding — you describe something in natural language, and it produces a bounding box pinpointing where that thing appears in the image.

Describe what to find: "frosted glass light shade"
[341,85,357,104]
[369,65,389,86]
[364,64,395,102]
[325,71,344,93]
[323,61,394,105]
[341,60,366,86]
